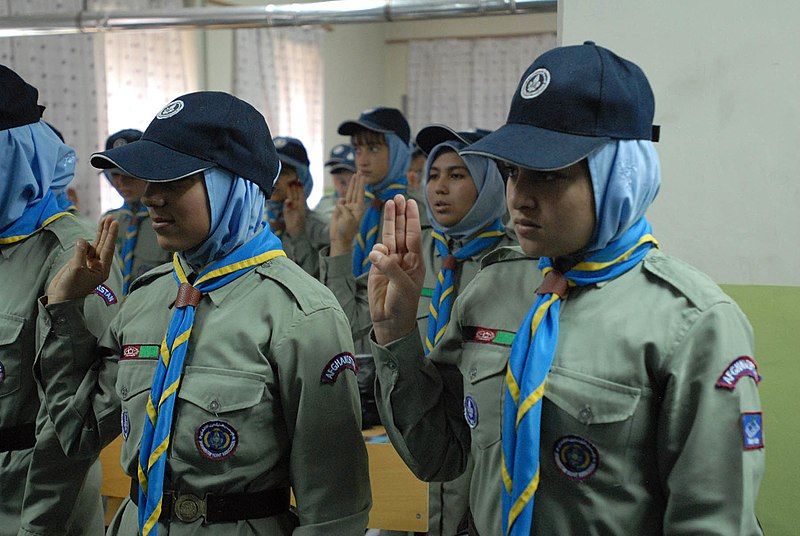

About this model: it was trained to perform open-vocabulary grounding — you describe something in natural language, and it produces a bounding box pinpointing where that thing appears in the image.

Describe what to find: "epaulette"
[642,250,732,311]
[255,255,339,314]
[480,245,532,269]
[44,213,93,249]
[128,261,174,293]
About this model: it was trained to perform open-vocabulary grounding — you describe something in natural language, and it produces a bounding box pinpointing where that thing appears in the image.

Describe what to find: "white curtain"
[233,27,324,207]
[0,0,197,219]
[407,33,557,135]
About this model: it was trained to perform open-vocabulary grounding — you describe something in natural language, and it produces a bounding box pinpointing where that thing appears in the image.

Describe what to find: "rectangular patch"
[321,352,358,384]
[741,412,764,450]
[121,344,161,360]
[716,356,761,390]
[420,287,434,298]
[92,284,118,306]
[463,326,516,347]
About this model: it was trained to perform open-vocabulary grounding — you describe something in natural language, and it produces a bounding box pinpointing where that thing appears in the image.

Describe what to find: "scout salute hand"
[47,217,119,304]
[367,194,425,345]
[329,171,366,255]
[282,181,307,238]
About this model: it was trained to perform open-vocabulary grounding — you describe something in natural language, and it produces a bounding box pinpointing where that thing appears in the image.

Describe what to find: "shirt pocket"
[116,360,158,471]
[462,344,510,450]
[0,313,26,399]
[171,366,270,475]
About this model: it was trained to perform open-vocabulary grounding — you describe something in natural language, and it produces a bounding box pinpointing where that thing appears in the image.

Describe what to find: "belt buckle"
[173,493,206,523]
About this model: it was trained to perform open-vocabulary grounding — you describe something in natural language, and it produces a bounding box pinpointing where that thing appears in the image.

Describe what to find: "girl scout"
[267,136,330,277]
[0,65,122,536]
[100,129,172,295]
[367,43,764,535]
[316,143,356,221]
[35,91,371,535]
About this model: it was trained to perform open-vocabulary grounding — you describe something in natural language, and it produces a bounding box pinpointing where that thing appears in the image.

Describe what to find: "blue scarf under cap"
[423,141,507,355]
[137,169,282,536]
[0,121,76,244]
[501,140,661,535]
[352,133,409,276]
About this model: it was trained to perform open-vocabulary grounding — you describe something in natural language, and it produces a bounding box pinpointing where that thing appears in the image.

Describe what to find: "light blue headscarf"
[183,168,266,268]
[0,120,75,233]
[585,139,661,253]
[425,141,506,239]
[366,132,410,195]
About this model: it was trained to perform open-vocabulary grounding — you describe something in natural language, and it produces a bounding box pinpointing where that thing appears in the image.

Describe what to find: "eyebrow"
[430,165,469,173]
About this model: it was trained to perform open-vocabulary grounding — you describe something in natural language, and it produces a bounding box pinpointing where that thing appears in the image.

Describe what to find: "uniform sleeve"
[658,302,764,535]
[271,306,371,533]
[370,298,471,483]
[318,247,373,341]
[19,247,123,535]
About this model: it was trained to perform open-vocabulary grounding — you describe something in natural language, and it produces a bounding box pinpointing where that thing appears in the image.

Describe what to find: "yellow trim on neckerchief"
[0,211,73,245]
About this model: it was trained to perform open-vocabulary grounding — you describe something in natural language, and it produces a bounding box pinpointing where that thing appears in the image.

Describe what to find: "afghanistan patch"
[463,326,516,347]
[0,361,5,385]
[121,344,160,360]
[716,356,761,390]
[553,435,599,481]
[121,410,130,440]
[320,352,358,384]
[741,412,764,450]
[196,420,238,461]
[463,395,478,428]
[92,284,118,306]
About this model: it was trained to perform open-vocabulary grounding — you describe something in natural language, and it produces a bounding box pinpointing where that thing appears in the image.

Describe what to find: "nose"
[355,151,369,170]
[434,177,449,195]
[507,175,537,212]
[141,182,165,208]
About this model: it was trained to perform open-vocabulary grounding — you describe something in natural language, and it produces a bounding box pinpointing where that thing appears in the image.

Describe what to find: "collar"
[173,255,252,307]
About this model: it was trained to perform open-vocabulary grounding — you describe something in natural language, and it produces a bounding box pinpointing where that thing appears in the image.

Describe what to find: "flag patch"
[320,352,358,384]
[463,326,516,347]
[121,344,160,360]
[716,356,761,390]
[92,284,118,306]
[741,412,764,450]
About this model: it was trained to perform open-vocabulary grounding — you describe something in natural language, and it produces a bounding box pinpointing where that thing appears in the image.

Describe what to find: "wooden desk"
[99,428,428,531]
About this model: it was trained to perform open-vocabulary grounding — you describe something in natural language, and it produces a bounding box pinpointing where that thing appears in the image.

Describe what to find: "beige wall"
[559,0,800,286]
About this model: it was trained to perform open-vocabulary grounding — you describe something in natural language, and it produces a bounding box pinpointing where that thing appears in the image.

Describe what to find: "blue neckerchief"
[265,199,285,237]
[137,228,286,536]
[424,219,505,355]
[501,218,658,536]
[119,202,150,294]
[0,190,71,245]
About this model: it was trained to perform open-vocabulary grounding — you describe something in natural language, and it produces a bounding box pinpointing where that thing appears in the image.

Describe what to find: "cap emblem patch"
[112,138,128,148]
[274,138,288,149]
[520,68,550,99]
[156,100,184,119]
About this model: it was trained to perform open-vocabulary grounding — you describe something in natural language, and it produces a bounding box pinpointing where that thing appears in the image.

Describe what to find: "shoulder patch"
[321,352,358,384]
[642,250,732,310]
[128,261,174,293]
[716,356,761,390]
[92,284,118,306]
[479,245,531,269]
[741,412,764,450]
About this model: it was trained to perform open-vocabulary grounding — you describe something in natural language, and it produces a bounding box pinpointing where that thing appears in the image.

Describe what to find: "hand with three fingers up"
[329,172,366,256]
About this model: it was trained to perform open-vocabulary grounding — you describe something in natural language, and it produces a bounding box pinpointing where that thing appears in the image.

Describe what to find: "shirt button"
[121,386,129,398]
[56,316,67,325]
[579,406,593,423]
[386,361,397,371]
[209,400,220,412]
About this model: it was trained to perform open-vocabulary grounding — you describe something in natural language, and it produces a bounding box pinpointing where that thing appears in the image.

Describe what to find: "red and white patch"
[320,352,358,384]
[92,284,118,306]
[474,328,496,343]
[716,356,761,390]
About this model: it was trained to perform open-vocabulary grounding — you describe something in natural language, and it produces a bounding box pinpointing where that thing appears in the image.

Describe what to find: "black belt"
[0,423,36,453]
[130,480,290,525]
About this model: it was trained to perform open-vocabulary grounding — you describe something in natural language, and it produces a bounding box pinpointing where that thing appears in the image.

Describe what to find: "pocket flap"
[0,314,24,345]
[545,366,641,424]
[468,346,509,384]
[177,366,265,413]
[117,360,158,401]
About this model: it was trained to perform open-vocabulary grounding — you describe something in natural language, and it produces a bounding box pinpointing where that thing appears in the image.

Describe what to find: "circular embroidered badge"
[0,361,5,385]
[196,420,238,461]
[463,395,479,428]
[553,435,599,481]
[520,68,551,99]
[273,137,288,149]
[156,100,184,120]
[121,410,130,440]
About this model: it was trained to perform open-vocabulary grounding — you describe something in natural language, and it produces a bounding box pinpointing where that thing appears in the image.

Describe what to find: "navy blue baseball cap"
[91,91,280,194]
[415,124,492,156]
[462,42,659,171]
[0,64,45,131]
[338,107,411,145]
[273,136,309,170]
[105,129,142,150]
[324,143,355,172]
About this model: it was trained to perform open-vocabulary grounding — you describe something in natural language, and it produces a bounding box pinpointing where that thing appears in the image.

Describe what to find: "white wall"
[559,0,800,286]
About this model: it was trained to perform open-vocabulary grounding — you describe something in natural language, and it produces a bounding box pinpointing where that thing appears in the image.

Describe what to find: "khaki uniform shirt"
[281,209,330,278]
[313,195,337,222]
[0,215,122,536]
[372,247,764,535]
[103,206,172,281]
[34,255,371,535]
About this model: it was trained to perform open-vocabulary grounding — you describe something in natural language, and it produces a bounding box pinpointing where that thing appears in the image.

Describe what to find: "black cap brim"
[276,153,308,171]
[460,123,609,171]
[90,139,214,181]
[327,163,355,173]
[415,124,470,155]
[337,119,394,138]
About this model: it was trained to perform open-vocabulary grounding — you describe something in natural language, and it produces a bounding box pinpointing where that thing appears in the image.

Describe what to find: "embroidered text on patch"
[92,284,118,305]
[716,356,761,390]
[321,352,358,384]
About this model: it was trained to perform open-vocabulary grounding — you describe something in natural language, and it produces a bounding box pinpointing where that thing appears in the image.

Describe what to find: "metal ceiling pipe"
[0,0,555,38]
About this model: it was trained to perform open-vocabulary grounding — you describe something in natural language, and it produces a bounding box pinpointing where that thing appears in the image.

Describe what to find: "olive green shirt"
[313,195,337,222]
[103,206,172,282]
[281,208,330,278]
[34,255,371,535]
[372,247,764,535]
[0,214,122,536]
